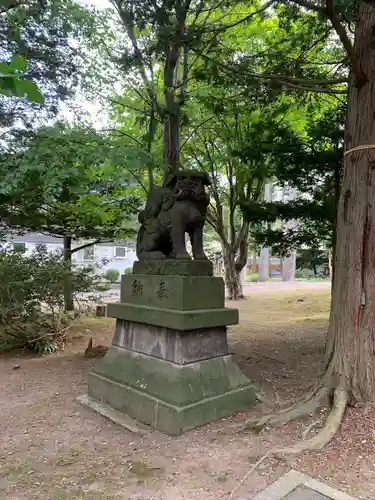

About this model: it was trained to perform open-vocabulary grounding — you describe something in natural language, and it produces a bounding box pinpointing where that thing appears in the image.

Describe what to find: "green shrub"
[246,273,259,282]
[0,247,106,354]
[295,267,315,279]
[124,267,133,275]
[104,268,120,283]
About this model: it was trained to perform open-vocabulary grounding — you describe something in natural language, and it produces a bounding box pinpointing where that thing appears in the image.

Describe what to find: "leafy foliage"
[104,268,120,283]
[0,0,96,135]
[241,103,345,254]
[0,246,108,354]
[0,55,43,103]
[0,124,143,242]
[296,248,329,277]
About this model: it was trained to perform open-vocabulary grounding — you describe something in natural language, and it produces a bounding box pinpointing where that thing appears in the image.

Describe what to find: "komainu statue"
[136,170,211,260]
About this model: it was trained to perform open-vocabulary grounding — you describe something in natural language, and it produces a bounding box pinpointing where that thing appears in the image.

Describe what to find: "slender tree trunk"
[281,187,297,282]
[281,251,296,281]
[163,42,181,174]
[312,261,318,277]
[324,5,375,404]
[259,183,271,281]
[234,234,248,299]
[63,236,74,312]
[222,243,238,300]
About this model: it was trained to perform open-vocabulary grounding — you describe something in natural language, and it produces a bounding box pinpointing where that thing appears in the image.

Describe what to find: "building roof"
[6,232,136,246]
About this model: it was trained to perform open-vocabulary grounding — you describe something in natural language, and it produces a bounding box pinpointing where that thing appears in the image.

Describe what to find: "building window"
[82,246,95,261]
[114,246,127,258]
[35,243,46,253]
[13,242,26,254]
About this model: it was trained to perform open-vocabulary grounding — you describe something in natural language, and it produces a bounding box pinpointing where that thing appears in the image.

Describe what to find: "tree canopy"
[0,0,96,138]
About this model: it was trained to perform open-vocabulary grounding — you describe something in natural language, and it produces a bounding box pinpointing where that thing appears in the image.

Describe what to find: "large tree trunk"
[325,5,375,404]
[63,236,74,312]
[245,5,375,452]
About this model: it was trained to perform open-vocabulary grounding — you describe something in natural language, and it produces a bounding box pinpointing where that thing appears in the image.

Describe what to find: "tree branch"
[194,51,347,93]
[280,81,347,94]
[0,0,25,13]
[204,0,275,33]
[71,239,109,255]
[111,1,164,118]
[325,0,366,88]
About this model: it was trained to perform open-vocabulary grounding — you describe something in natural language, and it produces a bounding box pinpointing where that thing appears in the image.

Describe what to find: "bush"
[124,267,133,275]
[0,247,107,354]
[295,267,315,279]
[104,268,120,283]
[246,273,259,282]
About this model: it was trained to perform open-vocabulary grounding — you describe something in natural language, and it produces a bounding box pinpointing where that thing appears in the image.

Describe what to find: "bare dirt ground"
[1,284,374,500]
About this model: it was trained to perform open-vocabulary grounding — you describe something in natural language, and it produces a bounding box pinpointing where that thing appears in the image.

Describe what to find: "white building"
[4,232,137,277]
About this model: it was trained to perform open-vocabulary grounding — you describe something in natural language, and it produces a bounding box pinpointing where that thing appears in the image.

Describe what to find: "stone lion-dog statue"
[136,170,211,260]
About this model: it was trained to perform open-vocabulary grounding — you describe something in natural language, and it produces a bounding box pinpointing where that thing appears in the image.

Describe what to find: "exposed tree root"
[302,417,322,440]
[276,387,348,454]
[245,386,348,454]
[244,385,331,432]
[229,387,349,498]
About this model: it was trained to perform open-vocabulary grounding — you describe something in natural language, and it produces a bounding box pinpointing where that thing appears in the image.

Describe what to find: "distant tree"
[0,124,144,310]
[184,104,286,299]
[296,248,329,277]
[241,104,344,284]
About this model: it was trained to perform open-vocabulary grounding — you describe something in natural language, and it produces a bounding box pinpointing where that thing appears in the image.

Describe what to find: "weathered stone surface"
[107,302,239,330]
[136,170,211,261]
[112,320,229,364]
[83,240,252,435]
[133,259,213,276]
[121,274,224,310]
[88,346,256,435]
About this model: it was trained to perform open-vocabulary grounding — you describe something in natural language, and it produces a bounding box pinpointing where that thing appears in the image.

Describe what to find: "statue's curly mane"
[173,178,208,204]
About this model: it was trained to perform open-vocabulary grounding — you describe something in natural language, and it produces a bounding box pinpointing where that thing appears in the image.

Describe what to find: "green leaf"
[9,55,27,72]
[0,76,16,93]
[14,79,44,104]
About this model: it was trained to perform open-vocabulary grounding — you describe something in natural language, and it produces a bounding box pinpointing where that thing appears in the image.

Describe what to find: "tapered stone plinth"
[82,260,256,436]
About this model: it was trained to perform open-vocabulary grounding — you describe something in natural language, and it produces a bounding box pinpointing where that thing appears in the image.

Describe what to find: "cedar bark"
[244,5,375,452]
[324,4,375,402]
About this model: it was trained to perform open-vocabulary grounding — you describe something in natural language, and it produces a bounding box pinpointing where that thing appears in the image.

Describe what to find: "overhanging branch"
[71,239,109,254]
[325,0,366,88]
[281,0,324,13]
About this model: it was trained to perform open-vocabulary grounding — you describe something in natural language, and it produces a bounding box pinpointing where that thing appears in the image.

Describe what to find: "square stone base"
[87,345,256,436]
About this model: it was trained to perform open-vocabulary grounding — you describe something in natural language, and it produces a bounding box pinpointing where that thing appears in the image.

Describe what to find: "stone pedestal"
[84,260,256,436]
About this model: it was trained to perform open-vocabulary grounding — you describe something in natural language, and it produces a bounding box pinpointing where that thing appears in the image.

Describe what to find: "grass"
[246,273,330,282]
[237,287,330,327]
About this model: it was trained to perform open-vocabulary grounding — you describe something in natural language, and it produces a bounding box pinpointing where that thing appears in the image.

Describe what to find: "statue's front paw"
[175,252,192,260]
[193,253,208,260]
